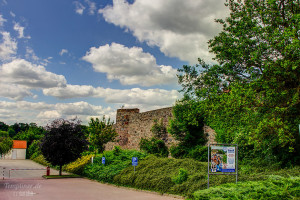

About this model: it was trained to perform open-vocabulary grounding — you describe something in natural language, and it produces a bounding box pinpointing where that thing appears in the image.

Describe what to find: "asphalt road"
[0,159,181,200]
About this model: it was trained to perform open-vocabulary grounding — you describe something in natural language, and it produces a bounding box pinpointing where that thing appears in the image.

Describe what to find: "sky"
[0,0,228,126]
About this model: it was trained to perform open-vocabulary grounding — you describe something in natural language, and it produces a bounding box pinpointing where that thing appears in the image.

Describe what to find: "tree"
[0,121,9,131]
[0,136,13,157]
[177,0,300,164]
[88,117,118,153]
[14,125,46,147]
[40,118,88,175]
[139,119,169,157]
[168,100,207,158]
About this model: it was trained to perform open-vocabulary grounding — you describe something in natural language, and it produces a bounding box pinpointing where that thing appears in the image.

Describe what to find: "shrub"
[192,176,300,200]
[172,168,188,184]
[113,156,208,196]
[64,154,94,174]
[139,137,169,157]
[28,140,41,159]
[32,154,51,166]
[187,145,208,162]
[83,148,147,183]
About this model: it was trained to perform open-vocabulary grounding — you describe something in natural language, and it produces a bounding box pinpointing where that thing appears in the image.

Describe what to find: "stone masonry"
[105,107,216,150]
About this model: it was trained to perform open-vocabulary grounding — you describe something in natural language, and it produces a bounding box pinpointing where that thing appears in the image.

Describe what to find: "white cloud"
[0,100,115,125]
[25,47,39,61]
[37,110,61,119]
[74,1,86,15]
[83,43,177,86]
[0,32,17,61]
[0,59,67,89]
[99,0,228,64]
[0,15,6,26]
[59,49,68,56]
[85,0,97,15]
[0,83,33,100]
[13,23,31,39]
[10,12,16,18]
[43,84,181,107]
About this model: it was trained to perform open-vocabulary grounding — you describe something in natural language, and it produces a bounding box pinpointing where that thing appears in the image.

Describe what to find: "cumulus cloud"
[13,23,31,39]
[43,84,181,107]
[99,0,228,64]
[0,59,67,89]
[74,1,86,15]
[0,83,33,100]
[0,100,115,125]
[83,43,177,86]
[0,32,17,61]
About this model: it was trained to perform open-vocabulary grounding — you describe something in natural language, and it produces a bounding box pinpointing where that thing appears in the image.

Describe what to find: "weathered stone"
[105,107,216,150]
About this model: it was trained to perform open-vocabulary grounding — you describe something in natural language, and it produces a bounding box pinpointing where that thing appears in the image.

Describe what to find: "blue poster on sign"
[102,157,105,164]
[132,157,138,166]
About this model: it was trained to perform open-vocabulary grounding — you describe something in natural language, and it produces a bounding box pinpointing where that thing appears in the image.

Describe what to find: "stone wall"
[105,107,216,150]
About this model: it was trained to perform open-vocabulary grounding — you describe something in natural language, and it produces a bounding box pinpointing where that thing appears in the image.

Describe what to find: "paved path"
[0,160,182,200]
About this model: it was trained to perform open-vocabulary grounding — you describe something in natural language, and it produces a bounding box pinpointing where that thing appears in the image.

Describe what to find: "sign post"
[132,157,138,173]
[208,143,238,188]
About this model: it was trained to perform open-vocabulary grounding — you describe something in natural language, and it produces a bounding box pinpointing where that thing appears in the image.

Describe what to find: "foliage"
[0,136,13,155]
[176,0,300,165]
[28,140,42,159]
[139,137,169,157]
[168,100,207,158]
[88,117,118,153]
[40,118,88,175]
[64,154,93,174]
[14,126,45,156]
[187,145,208,162]
[151,119,168,139]
[83,148,147,183]
[113,154,300,197]
[172,168,188,184]
[192,176,300,200]
[32,154,51,166]
[0,121,9,131]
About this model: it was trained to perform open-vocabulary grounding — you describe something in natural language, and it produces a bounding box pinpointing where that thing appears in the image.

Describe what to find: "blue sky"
[0,0,228,125]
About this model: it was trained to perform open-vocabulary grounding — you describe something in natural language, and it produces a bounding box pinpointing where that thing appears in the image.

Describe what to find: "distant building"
[1,140,27,160]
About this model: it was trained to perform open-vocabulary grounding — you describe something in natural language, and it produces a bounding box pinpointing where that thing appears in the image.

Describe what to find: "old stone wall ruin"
[105,107,216,150]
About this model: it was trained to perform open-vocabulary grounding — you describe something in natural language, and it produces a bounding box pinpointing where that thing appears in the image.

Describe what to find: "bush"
[83,148,147,183]
[113,156,208,196]
[28,140,41,159]
[170,145,207,161]
[172,168,188,184]
[139,137,169,157]
[192,176,300,200]
[32,154,50,166]
[64,154,94,174]
[187,145,208,161]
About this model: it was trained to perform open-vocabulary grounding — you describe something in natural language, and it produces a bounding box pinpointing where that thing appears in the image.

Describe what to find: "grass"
[42,174,82,179]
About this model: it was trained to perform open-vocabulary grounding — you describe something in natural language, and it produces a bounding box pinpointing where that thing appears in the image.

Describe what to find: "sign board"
[211,146,235,173]
[208,143,238,189]
[132,157,138,166]
[102,157,105,164]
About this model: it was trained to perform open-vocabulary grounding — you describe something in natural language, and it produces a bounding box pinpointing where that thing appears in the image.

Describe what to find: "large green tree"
[41,118,88,175]
[0,136,13,156]
[177,0,299,164]
[88,117,118,153]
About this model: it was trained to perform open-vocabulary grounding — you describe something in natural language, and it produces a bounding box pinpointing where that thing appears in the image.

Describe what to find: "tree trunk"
[59,165,62,176]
